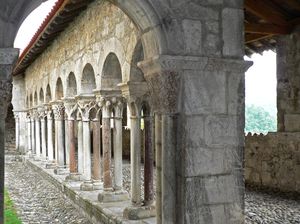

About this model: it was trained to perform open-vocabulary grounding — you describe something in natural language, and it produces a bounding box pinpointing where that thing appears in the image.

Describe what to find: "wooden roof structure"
[12,0,300,76]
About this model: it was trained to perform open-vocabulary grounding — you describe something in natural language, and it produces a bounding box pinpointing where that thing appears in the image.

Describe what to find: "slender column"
[14,112,20,152]
[65,118,69,166]
[31,116,36,155]
[40,111,47,159]
[144,114,154,206]
[102,99,113,190]
[155,114,162,224]
[26,113,32,153]
[92,116,101,181]
[113,99,123,190]
[77,116,84,174]
[52,102,65,167]
[35,110,41,158]
[130,105,142,205]
[77,99,95,181]
[162,114,177,223]
[46,108,54,161]
[64,99,77,174]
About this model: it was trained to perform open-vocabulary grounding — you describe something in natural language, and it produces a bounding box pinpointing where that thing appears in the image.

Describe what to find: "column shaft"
[68,120,76,173]
[35,119,41,157]
[27,119,31,152]
[65,119,69,166]
[155,114,162,223]
[102,117,112,189]
[162,114,176,223]
[114,117,123,190]
[82,121,91,180]
[144,116,154,205]
[31,119,35,154]
[130,116,141,205]
[56,119,65,166]
[41,118,47,159]
[15,115,19,151]
[77,119,84,174]
[47,118,54,161]
[92,120,101,180]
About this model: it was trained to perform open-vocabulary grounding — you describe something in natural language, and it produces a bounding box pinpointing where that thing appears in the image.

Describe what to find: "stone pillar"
[144,114,154,206]
[46,106,54,162]
[52,102,65,168]
[77,95,96,190]
[101,99,113,190]
[26,112,32,153]
[31,114,36,155]
[77,116,84,174]
[155,114,162,224]
[139,51,252,223]
[277,31,300,132]
[92,111,101,182]
[64,98,80,180]
[65,118,69,166]
[113,98,123,191]
[0,48,19,224]
[34,109,41,158]
[129,103,142,205]
[40,110,47,160]
[14,112,20,152]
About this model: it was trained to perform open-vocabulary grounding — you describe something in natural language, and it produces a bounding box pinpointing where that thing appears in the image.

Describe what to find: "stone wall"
[245,132,300,193]
[5,104,15,154]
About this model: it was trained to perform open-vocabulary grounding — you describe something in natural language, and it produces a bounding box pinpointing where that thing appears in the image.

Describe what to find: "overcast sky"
[14,1,277,114]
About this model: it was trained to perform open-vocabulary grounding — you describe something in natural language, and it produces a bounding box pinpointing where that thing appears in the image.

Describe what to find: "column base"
[54,166,69,175]
[65,173,83,181]
[45,162,56,169]
[98,189,129,203]
[123,205,156,220]
[80,180,94,191]
[92,180,103,190]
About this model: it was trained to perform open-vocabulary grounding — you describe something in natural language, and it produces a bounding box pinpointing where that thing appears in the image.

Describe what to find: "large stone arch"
[80,63,96,95]
[101,52,122,90]
[129,39,145,82]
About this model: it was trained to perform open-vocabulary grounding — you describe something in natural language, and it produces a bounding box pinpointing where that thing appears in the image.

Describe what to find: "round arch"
[34,91,38,106]
[39,88,44,104]
[101,53,122,90]
[55,77,64,100]
[66,72,77,97]
[45,84,52,103]
[81,63,96,94]
[130,39,145,82]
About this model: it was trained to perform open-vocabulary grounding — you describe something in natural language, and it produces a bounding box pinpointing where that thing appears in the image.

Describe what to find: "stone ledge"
[25,158,156,224]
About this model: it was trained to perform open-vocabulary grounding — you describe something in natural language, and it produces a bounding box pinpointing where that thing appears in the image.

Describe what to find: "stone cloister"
[1,0,300,223]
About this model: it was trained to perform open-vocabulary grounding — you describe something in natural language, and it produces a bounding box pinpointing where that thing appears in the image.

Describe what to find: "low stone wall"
[5,104,15,154]
[245,132,300,193]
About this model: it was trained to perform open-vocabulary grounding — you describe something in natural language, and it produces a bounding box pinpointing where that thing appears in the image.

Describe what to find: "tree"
[245,105,277,134]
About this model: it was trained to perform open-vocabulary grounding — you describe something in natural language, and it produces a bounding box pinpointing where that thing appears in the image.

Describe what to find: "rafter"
[245,33,273,44]
[245,0,289,26]
[245,23,291,35]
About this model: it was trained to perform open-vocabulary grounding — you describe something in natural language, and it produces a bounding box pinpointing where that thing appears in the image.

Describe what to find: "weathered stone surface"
[245,132,300,193]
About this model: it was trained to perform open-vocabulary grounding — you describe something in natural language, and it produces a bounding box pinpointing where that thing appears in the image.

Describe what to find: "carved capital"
[63,97,78,120]
[96,97,112,118]
[51,101,65,120]
[76,95,96,122]
[112,97,124,119]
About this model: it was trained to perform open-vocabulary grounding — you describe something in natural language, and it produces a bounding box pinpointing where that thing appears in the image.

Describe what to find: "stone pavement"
[5,156,300,224]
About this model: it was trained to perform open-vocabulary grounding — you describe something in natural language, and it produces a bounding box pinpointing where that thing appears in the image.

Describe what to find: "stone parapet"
[245,132,300,193]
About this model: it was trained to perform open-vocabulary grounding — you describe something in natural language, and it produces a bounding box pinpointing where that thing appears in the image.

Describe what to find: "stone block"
[222,8,244,57]
[182,20,202,55]
[284,114,300,131]
[182,71,226,115]
[227,72,244,115]
[98,190,129,202]
[123,205,156,220]
[205,115,239,147]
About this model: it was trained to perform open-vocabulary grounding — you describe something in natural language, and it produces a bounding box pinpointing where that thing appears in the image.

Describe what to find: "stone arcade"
[1,0,300,223]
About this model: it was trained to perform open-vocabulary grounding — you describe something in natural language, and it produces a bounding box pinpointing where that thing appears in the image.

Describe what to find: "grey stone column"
[35,109,41,158]
[129,104,142,205]
[0,48,19,223]
[26,112,32,153]
[46,106,54,161]
[14,112,20,152]
[40,111,47,160]
[77,116,84,174]
[155,113,162,224]
[113,98,123,191]
[52,102,65,167]
[31,116,36,155]
[76,95,96,189]
[65,118,69,166]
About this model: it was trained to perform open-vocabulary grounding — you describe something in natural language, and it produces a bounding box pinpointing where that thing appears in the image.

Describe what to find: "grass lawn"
[4,189,22,224]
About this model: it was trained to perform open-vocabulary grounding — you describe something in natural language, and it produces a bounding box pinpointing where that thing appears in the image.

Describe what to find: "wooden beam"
[284,0,300,11]
[245,33,273,44]
[245,0,289,26]
[245,23,291,35]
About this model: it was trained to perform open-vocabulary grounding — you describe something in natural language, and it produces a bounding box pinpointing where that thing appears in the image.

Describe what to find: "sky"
[14,1,277,116]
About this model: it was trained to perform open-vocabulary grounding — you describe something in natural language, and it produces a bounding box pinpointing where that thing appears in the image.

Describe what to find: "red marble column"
[102,109,112,190]
[93,120,101,181]
[69,119,76,173]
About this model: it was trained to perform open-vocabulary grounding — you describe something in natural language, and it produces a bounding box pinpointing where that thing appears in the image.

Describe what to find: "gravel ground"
[5,158,300,224]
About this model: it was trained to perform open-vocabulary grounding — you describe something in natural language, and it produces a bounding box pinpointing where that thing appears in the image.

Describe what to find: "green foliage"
[245,105,277,134]
[4,189,22,224]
